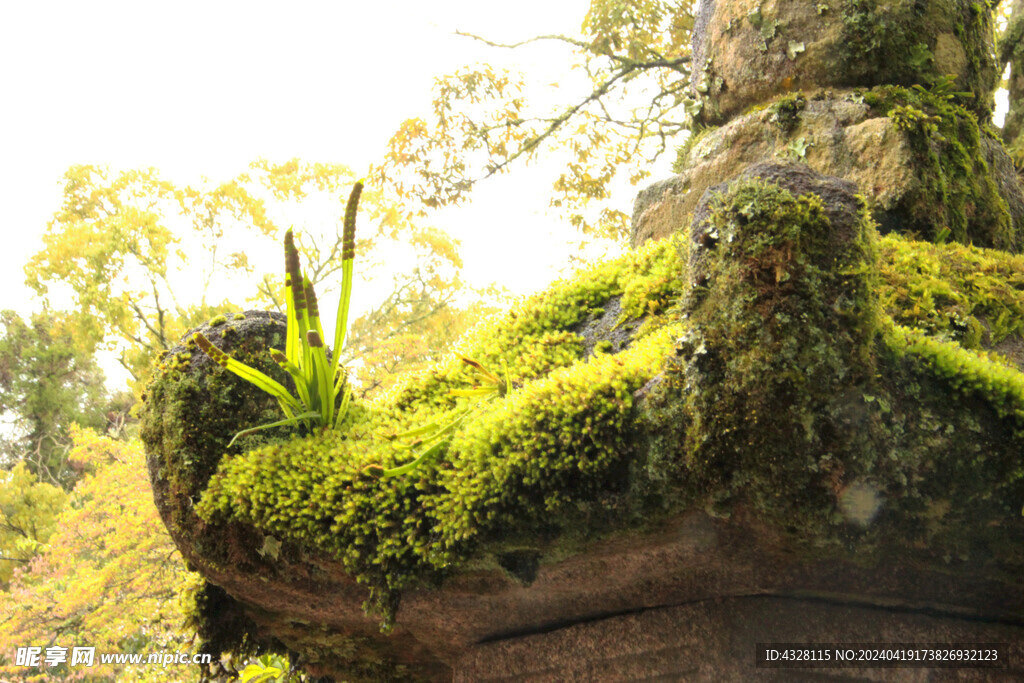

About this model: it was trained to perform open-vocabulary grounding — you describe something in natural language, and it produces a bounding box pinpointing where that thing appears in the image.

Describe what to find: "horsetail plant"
[193,181,364,447]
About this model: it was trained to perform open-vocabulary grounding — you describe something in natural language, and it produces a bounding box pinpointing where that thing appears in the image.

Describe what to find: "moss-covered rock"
[142,310,294,548]
[142,165,1024,680]
[633,87,1024,251]
[668,164,883,520]
[190,240,684,619]
[647,165,1024,570]
[691,0,998,125]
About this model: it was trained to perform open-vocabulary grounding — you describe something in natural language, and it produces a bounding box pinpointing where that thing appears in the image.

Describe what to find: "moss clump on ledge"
[862,83,1016,250]
[877,236,1024,359]
[655,167,1024,561]
[668,165,883,522]
[144,165,1024,677]
[178,237,685,621]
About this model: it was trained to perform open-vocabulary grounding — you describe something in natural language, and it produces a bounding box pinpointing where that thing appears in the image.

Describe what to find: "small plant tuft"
[194,182,364,447]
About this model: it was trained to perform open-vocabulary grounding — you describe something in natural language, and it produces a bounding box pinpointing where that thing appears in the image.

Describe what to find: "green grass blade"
[382,407,471,441]
[193,333,302,412]
[270,348,312,410]
[284,229,302,364]
[459,356,500,384]
[379,438,449,477]
[227,411,320,448]
[332,181,362,382]
[275,398,296,420]
[334,374,353,429]
[376,411,468,477]
[333,264,354,385]
[307,330,334,426]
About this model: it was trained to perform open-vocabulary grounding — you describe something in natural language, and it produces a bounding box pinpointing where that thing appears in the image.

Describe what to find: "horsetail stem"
[305,279,321,320]
[342,181,362,261]
[194,332,229,367]
[284,229,306,315]
[333,181,362,380]
[193,182,364,447]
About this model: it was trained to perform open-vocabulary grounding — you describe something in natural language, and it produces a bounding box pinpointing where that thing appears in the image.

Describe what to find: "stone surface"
[631,93,1024,250]
[155,499,1024,681]
[687,162,862,294]
[145,310,291,527]
[455,597,1024,681]
[691,0,997,125]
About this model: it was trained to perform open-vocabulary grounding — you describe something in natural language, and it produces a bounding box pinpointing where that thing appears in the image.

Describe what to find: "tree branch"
[455,30,595,53]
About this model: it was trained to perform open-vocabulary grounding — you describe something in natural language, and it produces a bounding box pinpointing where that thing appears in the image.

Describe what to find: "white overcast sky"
[0,0,613,327]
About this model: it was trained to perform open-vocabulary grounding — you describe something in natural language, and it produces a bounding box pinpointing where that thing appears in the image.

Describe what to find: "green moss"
[768,93,807,132]
[209,314,228,327]
[839,0,997,116]
[196,324,680,624]
[673,178,881,508]
[864,84,1016,250]
[888,104,940,135]
[877,235,1024,355]
[140,314,295,554]
[184,239,683,623]
[887,323,1024,426]
[650,175,1024,568]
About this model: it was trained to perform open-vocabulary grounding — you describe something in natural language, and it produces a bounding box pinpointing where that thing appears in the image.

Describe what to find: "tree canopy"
[0,310,111,485]
[0,429,197,682]
[374,0,697,242]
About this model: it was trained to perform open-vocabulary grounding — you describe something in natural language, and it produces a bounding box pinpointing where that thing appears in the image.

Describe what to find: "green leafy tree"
[374,0,696,241]
[0,462,66,588]
[0,310,109,485]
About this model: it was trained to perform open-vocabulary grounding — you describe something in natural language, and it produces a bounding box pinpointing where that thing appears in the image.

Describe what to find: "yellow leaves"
[583,0,695,62]
[0,430,197,681]
[28,160,386,390]
[374,65,533,210]
[227,251,252,272]
[373,1,697,241]
[409,227,463,269]
[0,462,67,588]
